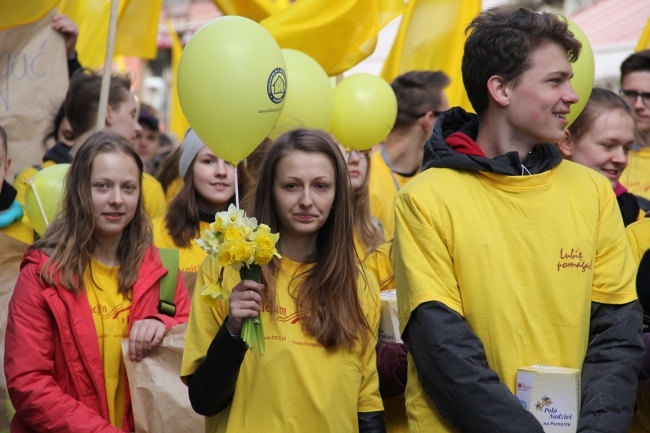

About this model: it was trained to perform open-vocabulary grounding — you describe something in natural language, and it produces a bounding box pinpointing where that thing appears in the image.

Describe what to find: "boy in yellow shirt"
[394,7,644,433]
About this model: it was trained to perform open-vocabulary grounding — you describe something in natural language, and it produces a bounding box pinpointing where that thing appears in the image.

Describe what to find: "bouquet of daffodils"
[197,204,281,355]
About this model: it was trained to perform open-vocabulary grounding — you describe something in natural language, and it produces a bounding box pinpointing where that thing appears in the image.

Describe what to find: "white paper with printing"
[379,289,402,344]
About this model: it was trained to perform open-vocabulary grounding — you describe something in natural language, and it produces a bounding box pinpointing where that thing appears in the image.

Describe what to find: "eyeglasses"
[337,144,371,161]
[620,89,650,106]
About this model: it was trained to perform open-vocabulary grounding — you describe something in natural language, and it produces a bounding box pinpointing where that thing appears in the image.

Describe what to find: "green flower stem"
[240,264,265,356]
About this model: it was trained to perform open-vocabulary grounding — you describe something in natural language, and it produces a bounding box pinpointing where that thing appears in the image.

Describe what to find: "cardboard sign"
[0,9,69,181]
[516,365,581,432]
[379,289,402,344]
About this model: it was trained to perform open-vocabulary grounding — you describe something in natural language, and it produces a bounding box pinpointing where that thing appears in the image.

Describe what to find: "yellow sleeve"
[592,186,638,304]
[357,269,384,413]
[181,255,228,379]
[13,166,39,206]
[142,174,167,219]
[627,219,650,264]
[165,177,184,204]
[363,241,395,292]
[393,192,461,332]
[1,220,34,245]
[151,215,175,249]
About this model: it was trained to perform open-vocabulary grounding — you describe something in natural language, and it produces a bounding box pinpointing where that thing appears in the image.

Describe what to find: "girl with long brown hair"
[5,131,190,432]
[181,128,385,432]
[152,128,242,275]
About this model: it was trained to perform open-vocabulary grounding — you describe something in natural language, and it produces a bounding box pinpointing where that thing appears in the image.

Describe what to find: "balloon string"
[26,178,50,227]
[234,165,240,209]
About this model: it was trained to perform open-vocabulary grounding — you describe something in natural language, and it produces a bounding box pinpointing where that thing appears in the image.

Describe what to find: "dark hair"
[352,154,384,257]
[0,124,7,153]
[463,7,582,115]
[253,128,372,351]
[155,145,181,194]
[64,69,133,136]
[567,87,638,141]
[620,50,650,81]
[33,131,151,296]
[164,154,243,248]
[391,71,450,130]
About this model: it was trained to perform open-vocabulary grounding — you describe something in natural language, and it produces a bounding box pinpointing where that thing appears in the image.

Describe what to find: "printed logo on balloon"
[267,68,287,105]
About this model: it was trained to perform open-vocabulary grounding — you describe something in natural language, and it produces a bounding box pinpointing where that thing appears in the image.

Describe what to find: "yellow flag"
[0,1,58,31]
[636,18,650,52]
[262,0,404,77]
[166,21,189,142]
[210,0,281,22]
[60,0,162,69]
[381,0,480,112]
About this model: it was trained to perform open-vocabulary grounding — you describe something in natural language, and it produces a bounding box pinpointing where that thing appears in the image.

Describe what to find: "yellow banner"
[262,0,404,77]
[211,0,281,22]
[381,0,480,112]
[636,18,650,52]
[60,0,162,69]
[0,1,58,31]
[166,21,189,142]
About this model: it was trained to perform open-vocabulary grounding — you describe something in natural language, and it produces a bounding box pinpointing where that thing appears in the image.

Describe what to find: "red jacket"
[4,246,190,432]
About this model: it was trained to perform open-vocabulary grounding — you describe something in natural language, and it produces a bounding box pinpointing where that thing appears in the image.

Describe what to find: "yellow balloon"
[24,164,70,236]
[565,18,595,128]
[269,49,334,139]
[330,74,397,151]
[178,16,286,163]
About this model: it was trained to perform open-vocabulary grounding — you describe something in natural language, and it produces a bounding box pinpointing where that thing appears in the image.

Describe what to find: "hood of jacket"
[422,107,563,175]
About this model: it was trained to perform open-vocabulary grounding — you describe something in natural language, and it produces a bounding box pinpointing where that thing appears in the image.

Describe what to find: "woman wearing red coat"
[4,131,190,432]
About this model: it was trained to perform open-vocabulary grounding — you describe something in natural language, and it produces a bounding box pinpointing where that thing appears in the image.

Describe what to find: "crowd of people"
[2,5,650,433]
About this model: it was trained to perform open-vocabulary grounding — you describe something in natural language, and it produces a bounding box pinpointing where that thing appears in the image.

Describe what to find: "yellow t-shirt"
[368,150,417,241]
[182,255,384,433]
[394,161,638,433]
[627,218,650,263]
[152,216,209,274]
[165,177,183,203]
[621,147,650,203]
[84,259,131,429]
[363,241,407,433]
[1,219,34,245]
[142,173,166,219]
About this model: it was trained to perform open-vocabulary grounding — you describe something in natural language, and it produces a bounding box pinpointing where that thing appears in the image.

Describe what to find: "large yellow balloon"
[24,164,70,236]
[177,16,286,164]
[330,74,397,151]
[565,18,595,128]
[269,49,334,139]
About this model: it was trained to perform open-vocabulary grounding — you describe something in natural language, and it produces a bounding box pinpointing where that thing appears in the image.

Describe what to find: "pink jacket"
[4,246,190,433]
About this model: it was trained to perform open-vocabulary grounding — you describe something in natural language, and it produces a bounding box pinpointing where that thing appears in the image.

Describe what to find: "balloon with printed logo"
[24,164,70,236]
[178,16,286,164]
[269,49,334,139]
[565,18,595,128]
[330,73,397,151]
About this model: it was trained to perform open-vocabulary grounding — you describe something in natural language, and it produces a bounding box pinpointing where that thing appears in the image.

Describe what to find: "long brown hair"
[253,128,372,351]
[165,153,244,248]
[352,153,384,257]
[32,131,151,296]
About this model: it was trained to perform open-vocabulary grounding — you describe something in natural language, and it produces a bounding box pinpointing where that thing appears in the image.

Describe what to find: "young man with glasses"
[619,50,650,210]
[368,70,450,241]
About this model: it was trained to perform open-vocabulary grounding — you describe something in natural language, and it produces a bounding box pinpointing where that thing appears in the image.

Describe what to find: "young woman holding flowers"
[181,128,385,432]
[4,132,190,432]
[152,128,242,275]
